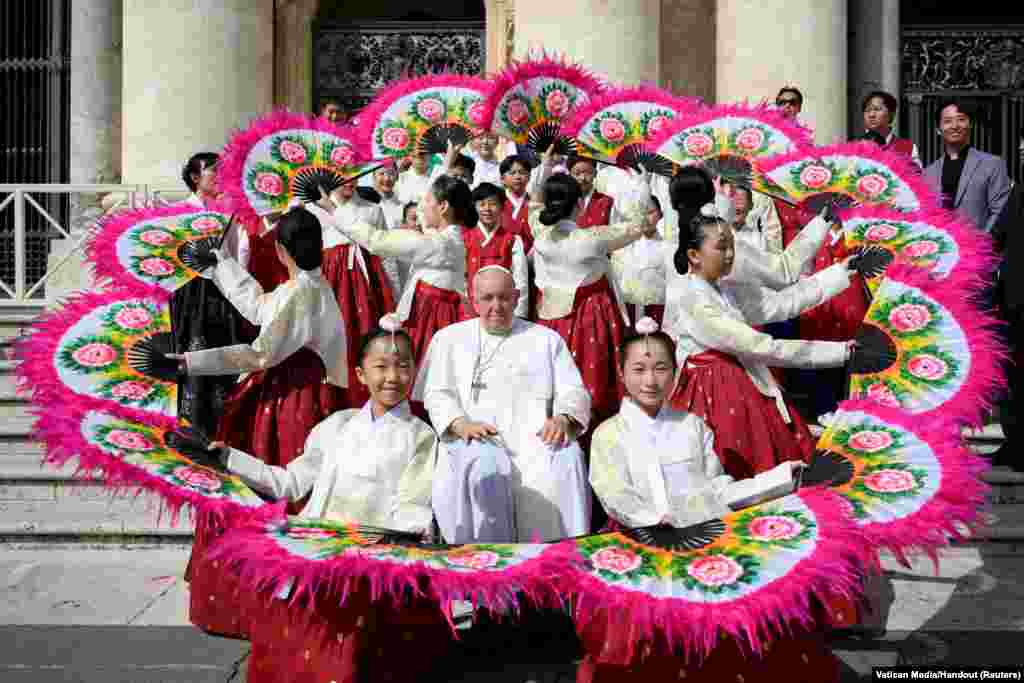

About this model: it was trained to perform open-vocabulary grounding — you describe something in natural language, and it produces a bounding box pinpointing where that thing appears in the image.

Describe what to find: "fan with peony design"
[559,87,701,175]
[205,515,578,624]
[217,111,372,222]
[846,266,1004,428]
[86,205,235,299]
[647,103,814,187]
[480,55,605,158]
[754,141,941,214]
[564,489,868,661]
[804,400,989,566]
[15,292,180,422]
[27,405,275,531]
[841,207,998,294]
[356,74,490,161]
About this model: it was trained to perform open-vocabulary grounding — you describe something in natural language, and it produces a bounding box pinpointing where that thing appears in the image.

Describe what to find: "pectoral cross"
[471,380,487,403]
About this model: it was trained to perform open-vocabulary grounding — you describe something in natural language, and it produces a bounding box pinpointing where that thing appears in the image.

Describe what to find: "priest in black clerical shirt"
[924,99,1011,233]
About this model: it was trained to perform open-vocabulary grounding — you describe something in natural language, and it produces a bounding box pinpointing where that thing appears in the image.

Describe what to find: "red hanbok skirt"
[799,240,870,342]
[536,277,626,432]
[321,244,397,408]
[246,581,453,683]
[188,348,346,638]
[404,280,463,367]
[576,608,840,683]
[670,349,814,480]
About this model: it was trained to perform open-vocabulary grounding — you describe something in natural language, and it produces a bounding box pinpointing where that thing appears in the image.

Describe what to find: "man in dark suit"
[923,99,1011,233]
[991,134,1022,469]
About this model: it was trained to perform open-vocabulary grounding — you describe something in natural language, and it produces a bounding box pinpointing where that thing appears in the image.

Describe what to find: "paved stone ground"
[2,542,1023,682]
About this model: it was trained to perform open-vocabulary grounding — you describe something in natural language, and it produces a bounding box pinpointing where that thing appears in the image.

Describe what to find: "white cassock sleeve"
[589,422,664,528]
[727,262,852,325]
[185,281,313,375]
[551,335,591,433]
[510,235,529,318]
[416,335,468,436]
[208,255,272,326]
[391,425,439,532]
[225,420,328,501]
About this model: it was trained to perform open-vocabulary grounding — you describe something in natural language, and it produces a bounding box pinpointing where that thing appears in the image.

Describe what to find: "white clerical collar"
[582,189,594,210]
[555,218,577,232]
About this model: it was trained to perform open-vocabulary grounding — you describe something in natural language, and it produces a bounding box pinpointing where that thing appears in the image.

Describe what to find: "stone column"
[49,0,123,300]
[484,0,515,76]
[717,0,848,145]
[660,0,715,101]
[513,0,660,86]
[122,0,275,187]
[848,0,900,136]
[275,0,319,112]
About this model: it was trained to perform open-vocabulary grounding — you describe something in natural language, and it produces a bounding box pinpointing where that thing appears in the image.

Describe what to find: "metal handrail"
[0,183,189,306]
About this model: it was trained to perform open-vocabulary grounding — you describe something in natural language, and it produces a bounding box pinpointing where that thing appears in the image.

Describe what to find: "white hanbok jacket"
[664,265,852,422]
[590,399,799,527]
[329,212,467,323]
[184,257,348,387]
[227,401,436,530]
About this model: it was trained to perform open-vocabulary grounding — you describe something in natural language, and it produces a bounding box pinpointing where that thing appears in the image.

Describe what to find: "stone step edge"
[0,528,194,544]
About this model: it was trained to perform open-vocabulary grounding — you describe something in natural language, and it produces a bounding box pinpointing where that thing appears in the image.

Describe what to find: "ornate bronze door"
[313,20,486,115]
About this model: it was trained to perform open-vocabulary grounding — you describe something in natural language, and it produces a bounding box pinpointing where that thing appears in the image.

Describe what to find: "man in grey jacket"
[924,99,1011,233]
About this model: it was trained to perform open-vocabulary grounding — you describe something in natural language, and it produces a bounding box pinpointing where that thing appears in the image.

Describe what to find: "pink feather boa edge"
[478,53,608,131]
[876,264,1008,429]
[26,404,283,532]
[645,101,815,159]
[839,205,1000,294]
[562,488,872,664]
[12,290,184,425]
[216,109,369,224]
[354,73,491,155]
[205,527,580,633]
[559,85,703,140]
[828,399,991,568]
[86,203,236,301]
[754,140,943,213]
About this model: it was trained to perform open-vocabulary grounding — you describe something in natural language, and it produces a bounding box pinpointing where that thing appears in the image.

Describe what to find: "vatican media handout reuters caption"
[874,668,1024,680]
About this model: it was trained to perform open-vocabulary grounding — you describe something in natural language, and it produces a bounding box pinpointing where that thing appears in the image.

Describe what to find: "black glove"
[178,236,219,272]
[848,245,893,279]
[165,427,227,471]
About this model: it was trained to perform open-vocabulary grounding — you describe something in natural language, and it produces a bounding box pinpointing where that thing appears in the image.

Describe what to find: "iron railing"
[0,184,189,306]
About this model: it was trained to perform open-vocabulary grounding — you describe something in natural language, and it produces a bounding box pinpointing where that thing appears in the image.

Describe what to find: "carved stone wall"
[313,21,485,112]
[903,26,1024,92]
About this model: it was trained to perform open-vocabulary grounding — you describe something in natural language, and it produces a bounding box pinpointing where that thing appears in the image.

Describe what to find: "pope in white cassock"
[415,265,592,543]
